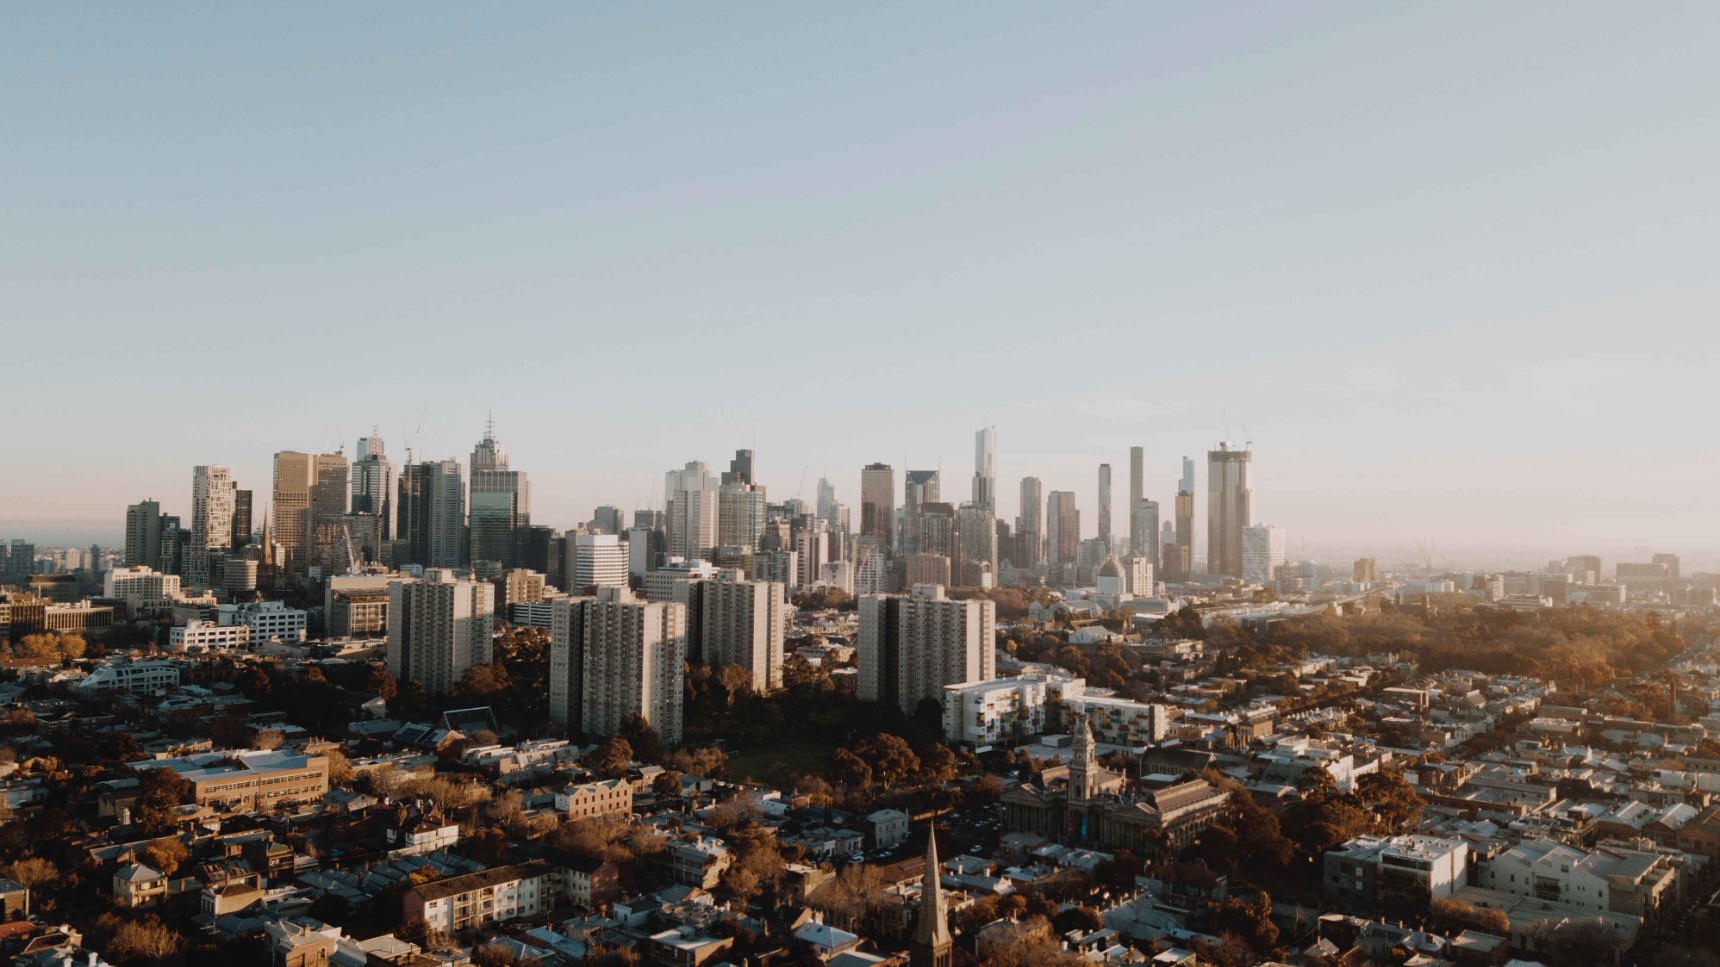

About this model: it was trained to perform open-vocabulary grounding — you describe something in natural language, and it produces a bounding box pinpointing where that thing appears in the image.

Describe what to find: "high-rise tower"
[352,432,396,541]
[1206,444,1252,578]
[1046,491,1080,565]
[1016,477,1043,566]
[189,465,235,589]
[860,463,895,549]
[972,427,996,510]
[469,422,529,567]
[1097,463,1113,550]
[1128,446,1144,555]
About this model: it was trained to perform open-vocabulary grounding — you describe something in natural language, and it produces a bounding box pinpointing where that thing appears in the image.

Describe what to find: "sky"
[3,3,1717,570]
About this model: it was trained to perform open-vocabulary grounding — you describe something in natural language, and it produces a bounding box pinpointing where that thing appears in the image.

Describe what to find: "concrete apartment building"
[699,577,786,692]
[1325,834,1470,911]
[548,587,686,746]
[858,584,995,717]
[387,570,495,696]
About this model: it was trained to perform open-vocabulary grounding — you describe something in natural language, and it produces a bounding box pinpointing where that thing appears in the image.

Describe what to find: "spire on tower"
[910,828,952,966]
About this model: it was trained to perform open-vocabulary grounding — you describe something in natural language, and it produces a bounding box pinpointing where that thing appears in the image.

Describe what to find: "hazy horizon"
[5,4,1717,566]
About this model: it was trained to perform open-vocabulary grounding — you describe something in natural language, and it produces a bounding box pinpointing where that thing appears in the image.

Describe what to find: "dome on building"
[1096,555,1125,580]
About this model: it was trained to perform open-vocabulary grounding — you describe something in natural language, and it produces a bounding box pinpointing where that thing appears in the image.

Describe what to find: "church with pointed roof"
[1002,715,1229,857]
[908,830,952,967]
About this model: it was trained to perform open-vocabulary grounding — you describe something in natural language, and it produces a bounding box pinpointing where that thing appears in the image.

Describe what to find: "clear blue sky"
[4,3,1717,569]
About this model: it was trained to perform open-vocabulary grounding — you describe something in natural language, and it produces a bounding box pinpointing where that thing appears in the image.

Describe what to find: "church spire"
[910,828,952,967]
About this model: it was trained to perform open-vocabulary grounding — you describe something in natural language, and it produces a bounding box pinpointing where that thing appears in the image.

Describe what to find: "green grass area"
[726,741,835,782]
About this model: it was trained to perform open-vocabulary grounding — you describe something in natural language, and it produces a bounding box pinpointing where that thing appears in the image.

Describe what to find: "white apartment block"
[404,862,555,938]
[77,659,181,694]
[218,600,308,644]
[1481,838,1677,918]
[943,677,1050,746]
[103,566,184,613]
[700,578,787,692]
[1241,524,1286,586]
[859,584,995,716]
[387,570,495,696]
[170,621,252,651]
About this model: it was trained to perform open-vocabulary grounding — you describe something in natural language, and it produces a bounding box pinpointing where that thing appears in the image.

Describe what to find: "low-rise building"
[554,779,634,821]
[1324,834,1470,911]
[130,749,329,813]
[77,659,181,694]
[403,861,556,937]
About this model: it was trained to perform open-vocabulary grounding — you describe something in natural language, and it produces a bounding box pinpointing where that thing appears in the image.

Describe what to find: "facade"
[1002,718,1228,857]
[216,600,308,644]
[171,620,251,650]
[667,488,719,563]
[549,588,686,746]
[469,426,529,567]
[133,749,329,812]
[902,470,941,555]
[404,862,555,939]
[350,434,396,541]
[943,677,1050,746]
[189,465,236,589]
[1241,524,1286,586]
[861,463,896,549]
[77,659,181,693]
[716,484,766,550]
[573,534,630,592]
[905,553,951,588]
[555,778,634,820]
[1127,446,1144,556]
[954,504,997,587]
[272,451,315,574]
[700,578,786,692]
[1169,456,1195,581]
[104,565,183,614]
[1096,463,1112,549]
[1130,499,1161,569]
[308,453,350,571]
[972,426,996,510]
[124,499,163,569]
[858,584,995,716]
[1206,443,1252,578]
[386,570,496,696]
[1046,491,1079,566]
[396,460,466,569]
[1016,477,1043,566]
[1324,834,1470,911]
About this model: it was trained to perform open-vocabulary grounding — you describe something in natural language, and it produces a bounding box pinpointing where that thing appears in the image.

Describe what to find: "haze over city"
[5,3,1718,569]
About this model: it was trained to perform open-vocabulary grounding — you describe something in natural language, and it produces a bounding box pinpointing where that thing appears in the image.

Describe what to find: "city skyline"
[5,4,1718,567]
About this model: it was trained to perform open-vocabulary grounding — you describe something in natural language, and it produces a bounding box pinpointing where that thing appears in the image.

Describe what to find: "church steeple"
[909,829,952,967]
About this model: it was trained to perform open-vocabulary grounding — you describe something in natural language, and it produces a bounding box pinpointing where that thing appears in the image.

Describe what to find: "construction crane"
[342,521,364,574]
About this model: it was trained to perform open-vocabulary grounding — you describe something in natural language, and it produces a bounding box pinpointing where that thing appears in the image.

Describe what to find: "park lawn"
[726,742,835,782]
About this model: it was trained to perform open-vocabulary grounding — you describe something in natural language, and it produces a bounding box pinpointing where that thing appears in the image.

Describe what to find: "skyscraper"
[724,448,755,486]
[231,489,253,549]
[858,584,995,717]
[124,499,163,568]
[666,461,719,561]
[1130,498,1160,567]
[1207,444,1252,578]
[902,469,941,555]
[272,451,316,574]
[310,452,350,570]
[387,569,495,696]
[717,483,767,550]
[1016,477,1043,566]
[189,465,235,589]
[816,475,837,522]
[572,533,630,591]
[397,459,467,568]
[954,504,997,587]
[1046,491,1080,565]
[860,463,895,549]
[1128,446,1144,555]
[972,426,996,510]
[351,433,395,541]
[469,424,529,567]
[1097,463,1113,550]
[1241,524,1285,586]
[1169,456,1196,581]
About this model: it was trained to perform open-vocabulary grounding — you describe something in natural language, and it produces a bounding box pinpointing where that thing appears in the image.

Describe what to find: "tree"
[252,729,285,751]
[107,916,185,963]
[3,857,56,889]
[134,766,193,833]
[652,770,683,801]
[324,747,355,787]
[586,738,633,780]
[619,713,663,763]
[142,837,188,877]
